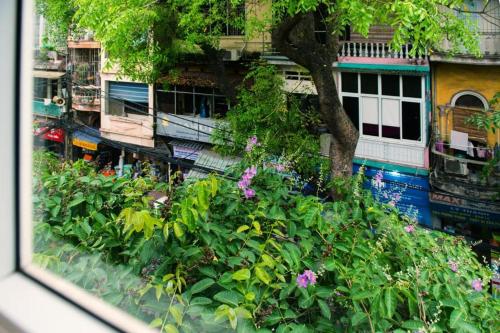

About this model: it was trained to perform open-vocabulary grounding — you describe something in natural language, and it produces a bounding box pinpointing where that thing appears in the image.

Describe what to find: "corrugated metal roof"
[169,140,207,151]
[32,70,66,79]
[194,149,241,172]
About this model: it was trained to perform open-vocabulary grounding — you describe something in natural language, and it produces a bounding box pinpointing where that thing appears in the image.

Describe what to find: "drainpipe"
[118,148,125,177]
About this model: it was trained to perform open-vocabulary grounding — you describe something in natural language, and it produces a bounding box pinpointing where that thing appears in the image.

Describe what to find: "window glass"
[402,76,421,98]
[402,102,421,140]
[361,96,379,136]
[341,72,358,93]
[381,75,399,96]
[342,96,359,130]
[361,73,378,94]
[455,94,485,108]
[381,99,400,139]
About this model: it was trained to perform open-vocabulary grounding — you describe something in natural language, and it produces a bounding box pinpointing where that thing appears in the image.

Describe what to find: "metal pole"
[64,72,73,161]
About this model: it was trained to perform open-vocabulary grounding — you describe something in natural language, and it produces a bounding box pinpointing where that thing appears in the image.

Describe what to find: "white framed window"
[339,72,425,144]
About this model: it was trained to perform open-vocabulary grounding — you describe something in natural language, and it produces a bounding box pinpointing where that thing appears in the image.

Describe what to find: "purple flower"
[296,269,317,288]
[296,274,309,288]
[404,225,415,233]
[372,170,384,189]
[245,136,259,152]
[392,193,401,202]
[448,260,458,273]
[303,270,317,285]
[238,179,250,189]
[388,201,396,207]
[244,188,255,199]
[471,279,482,291]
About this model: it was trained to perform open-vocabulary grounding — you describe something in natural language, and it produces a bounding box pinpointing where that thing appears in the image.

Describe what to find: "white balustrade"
[338,42,424,60]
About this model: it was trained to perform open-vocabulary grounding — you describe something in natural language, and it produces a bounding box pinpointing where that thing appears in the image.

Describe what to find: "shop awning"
[32,70,66,79]
[109,81,148,103]
[34,127,64,143]
[170,139,207,161]
[72,128,101,151]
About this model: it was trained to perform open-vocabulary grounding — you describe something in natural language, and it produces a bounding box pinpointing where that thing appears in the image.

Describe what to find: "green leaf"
[401,320,425,330]
[173,222,184,239]
[68,196,86,208]
[456,322,481,333]
[190,297,213,306]
[149,318,162,328]
[351,312,367,326]
[384,288,396,319]
[164,324,179,333]
[190,278,215,294]
[213,290,243,307]
[351,289,377,301]
[317,299,331,319]
[254,266,272,285]
[450,309,465,329]
[237,225,250,233]
[169,305,183,326]
[232,268,251,281]
[261,254,276,269]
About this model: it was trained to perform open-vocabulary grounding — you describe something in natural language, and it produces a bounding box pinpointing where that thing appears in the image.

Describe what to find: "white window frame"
[339,72,426,147]
[0,1,160,332]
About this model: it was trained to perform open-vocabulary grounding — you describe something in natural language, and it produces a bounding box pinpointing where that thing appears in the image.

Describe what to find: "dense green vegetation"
[33,151,499,332]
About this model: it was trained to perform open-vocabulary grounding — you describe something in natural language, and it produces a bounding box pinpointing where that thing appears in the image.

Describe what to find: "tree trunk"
[272,14,359,188]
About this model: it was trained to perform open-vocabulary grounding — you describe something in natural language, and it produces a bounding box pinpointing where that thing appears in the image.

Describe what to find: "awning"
[72,128,101,151]
[34,127,64,143]
[187,149,241,179]
[32,70,66,79]
[170,139,207,161]
[109,81,148,103]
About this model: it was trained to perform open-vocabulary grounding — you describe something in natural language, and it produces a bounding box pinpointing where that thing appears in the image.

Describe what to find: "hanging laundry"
[450,130,468,151]
[467,141,475,157]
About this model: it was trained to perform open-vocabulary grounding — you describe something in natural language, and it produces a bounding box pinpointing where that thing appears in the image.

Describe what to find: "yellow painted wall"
[434,63,500,147]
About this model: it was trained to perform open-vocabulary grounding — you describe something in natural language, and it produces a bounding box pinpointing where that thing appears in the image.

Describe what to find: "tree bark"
[272,14,359,185]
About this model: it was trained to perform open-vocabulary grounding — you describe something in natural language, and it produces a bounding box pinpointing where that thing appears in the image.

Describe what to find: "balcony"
[72,92,101,112]
[338,41,427,64]
[430,105,499,202]
[33,100,63,118]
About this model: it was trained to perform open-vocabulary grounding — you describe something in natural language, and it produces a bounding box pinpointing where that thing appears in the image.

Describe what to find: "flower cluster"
[404,224,415,233]
[238,166,257,199]
[296,270,317,288]
[245,136,260,152]
[471,278,483,292]
[372,170,385,189]
[448,260,458,273]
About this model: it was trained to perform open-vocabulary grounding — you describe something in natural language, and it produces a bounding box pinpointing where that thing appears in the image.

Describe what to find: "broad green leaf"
[450,309,465,329]
[232,268,251,281]
[401,320,425,330]
[317,299,331,319]
[173,222,184,239]
[190,278,215,294]
[190,297,213,306]
[237,225,250,233]
[164,324,179,333]
[255,266,271,285]
[351,312,367,326]
[169,305,183,326]
[352,289,377,301]
[456,321,481,333]
[68,196,86,208]
[261,254,276,268]
[149,318,162,328]
[213,290,243,307]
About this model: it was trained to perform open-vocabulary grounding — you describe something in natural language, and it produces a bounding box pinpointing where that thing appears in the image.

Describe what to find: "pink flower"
[249,136,258,145]
[388,201,396,207]
[275,163,286,172]
[373,171,384,189]
[392,193,401,202]
[296,274,309,288]
[448,260,458,273]
[304,270,317,285]
[404,225,415,233]
[238,179,250,189]
[471,279,482,291]
[244,166,257,178]
[245,136,259,152]
[244,188,255,199]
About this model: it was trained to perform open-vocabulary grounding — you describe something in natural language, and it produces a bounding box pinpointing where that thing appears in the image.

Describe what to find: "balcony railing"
[33,100,63,118]
[338,41,427,60]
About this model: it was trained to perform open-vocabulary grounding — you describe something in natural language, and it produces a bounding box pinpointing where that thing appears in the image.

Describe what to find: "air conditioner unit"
[444,159,469,176]
[223,49,242,61]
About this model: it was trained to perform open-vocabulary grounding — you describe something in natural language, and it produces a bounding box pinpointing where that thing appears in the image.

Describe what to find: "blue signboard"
[353,164,432,226]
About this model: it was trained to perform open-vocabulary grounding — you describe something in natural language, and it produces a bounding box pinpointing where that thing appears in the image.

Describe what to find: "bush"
[33,152,499,332]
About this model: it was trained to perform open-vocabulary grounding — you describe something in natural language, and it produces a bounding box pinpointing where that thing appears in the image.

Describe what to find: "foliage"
[33,151,499,332]
[212,64,327,179]
[467,92,500,133]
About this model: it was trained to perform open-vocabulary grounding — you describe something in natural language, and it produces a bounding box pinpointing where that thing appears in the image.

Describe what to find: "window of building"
[451,91,488,110]
[340,72,424,143]
[156,85,229,118]
[107,81,149,116]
